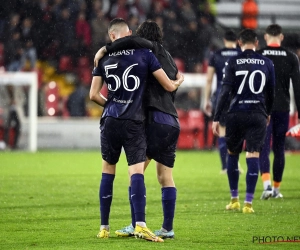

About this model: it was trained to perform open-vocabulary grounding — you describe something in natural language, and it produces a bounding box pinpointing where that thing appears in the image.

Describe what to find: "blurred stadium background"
[0,0,299,151]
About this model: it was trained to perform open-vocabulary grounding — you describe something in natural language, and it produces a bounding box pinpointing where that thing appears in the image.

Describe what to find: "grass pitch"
[0,150,299,249]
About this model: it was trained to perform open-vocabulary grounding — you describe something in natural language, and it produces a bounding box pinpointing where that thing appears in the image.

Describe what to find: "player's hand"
[212,121,219,137]
[94,46,107,67]
[204,101,212,117]
[174,73,184,88]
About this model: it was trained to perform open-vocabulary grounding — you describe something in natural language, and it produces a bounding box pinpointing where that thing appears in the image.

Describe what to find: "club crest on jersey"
[109,49,135,56]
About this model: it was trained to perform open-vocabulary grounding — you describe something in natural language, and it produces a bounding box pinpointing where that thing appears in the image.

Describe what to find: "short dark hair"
[238,29,257,44]
[108,18,128,32]
[224,30,237,41]
[136,20,163,44]
[265,24,282,36]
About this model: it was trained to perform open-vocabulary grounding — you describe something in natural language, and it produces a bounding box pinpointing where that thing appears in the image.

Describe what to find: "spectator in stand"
[90,0,110,18]
[163,10,183,58]
[66,80,88,117]
[182,20,203,72]
[20,17,37,70]
[197,13,214,66]
[2,13,21,43]
[241,0,258,30]
[147,1,165,20]
[52,0,64,20]
[127,14,139,35]
[5,31,24,72]
[196,0,216,26]
[90,9,109,55]
[55,7,76,57]
[37,1,58,60]
[180,0,197,24]
[75,11,91,56]
[110,0,129,20]
[129,0,147,23]
[20,38,37,71]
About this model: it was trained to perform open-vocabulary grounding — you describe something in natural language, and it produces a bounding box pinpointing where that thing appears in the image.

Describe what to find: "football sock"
[273,181,281,194]
[273,141,285,183]
[100,225,109,230]
[245,193,254,204]
[231,197,239,202]
[273,181,280,188]
[161,187,176,231]
[128,187,136,227]
[227,154,239,193]
[100,173,115,225]
[131,174,146,223]
[230,190,238,199]
[261,173,271,190]
[246,158,259,195]
[218,137,228,170]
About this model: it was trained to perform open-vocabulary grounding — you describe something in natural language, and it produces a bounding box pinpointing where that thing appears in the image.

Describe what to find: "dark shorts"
[146,122,180,168]
[225,112,267,154]
[100,117,147,166]
[212,91,229,127]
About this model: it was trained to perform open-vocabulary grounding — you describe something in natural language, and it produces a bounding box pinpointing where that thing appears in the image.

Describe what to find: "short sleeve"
[92,65,104,77]
[147,50,161,73]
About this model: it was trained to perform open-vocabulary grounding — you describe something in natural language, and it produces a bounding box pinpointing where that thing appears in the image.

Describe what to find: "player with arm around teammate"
[257,24,300,199]
[89,18,183,242]
[212,29,275,213]
[94,20,182,239]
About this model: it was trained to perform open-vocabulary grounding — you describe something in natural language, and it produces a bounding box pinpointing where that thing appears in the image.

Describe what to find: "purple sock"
[128,187,135,227]
[246,158,259,195]
[245,193,254,203]
[131,174,146,222]
[99,173,115,225]
[218,137,228,170]
[161,187,176,231]
[259,122,272,174]
[231,190,238,198]
[227,154,239,193]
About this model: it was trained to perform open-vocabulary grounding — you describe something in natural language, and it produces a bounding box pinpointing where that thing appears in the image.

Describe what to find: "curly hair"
[136,20,163,44]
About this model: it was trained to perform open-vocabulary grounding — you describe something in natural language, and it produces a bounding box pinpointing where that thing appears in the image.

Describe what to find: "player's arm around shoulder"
[94,46,107,67]
[153,69,184,92]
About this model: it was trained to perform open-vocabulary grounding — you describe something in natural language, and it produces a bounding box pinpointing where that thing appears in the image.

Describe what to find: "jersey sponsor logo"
[262,50,287,56]
[239,100,260,104]
[109,49,135,56]
[113,98,133,104]
[236,58,265,65]
[221,51,239,56]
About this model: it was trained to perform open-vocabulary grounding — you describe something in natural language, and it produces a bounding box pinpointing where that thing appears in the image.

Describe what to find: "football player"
[212,29,275,213]
[257,24,300,199]
[204,30,241,174]
[94,20,181,239]
[90,18,183,242]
